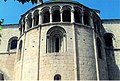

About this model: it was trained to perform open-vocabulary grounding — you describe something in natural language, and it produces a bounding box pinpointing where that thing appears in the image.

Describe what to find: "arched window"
[54,74,61,81]
[42,8,50,23]
[62,6,71,22]
[8,37,18,51]
[28,13,32,28]
[74,7,81,23]
[103,33,113,47]
[47,26,66,53]
[83,11,90,26]
[18,40,22,61]
[0,73,4,80]
[33,10,39,26]
[52,6,60,22]
[96,38,102,59]
[10,39,17,49]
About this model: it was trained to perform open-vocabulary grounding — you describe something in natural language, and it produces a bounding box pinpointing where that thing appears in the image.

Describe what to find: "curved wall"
[15,1,107,80]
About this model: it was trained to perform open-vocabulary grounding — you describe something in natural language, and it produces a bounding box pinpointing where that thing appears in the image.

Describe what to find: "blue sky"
[0,0,120,24]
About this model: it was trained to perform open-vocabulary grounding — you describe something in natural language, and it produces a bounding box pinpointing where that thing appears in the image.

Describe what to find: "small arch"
[74,7,81,23]
[52,6,60,22]
[46,26,66,53]
[0,73,4,80]
[42,7,50,23]
[18,40,22,61]
[96,38,102,59]
[8,37,18,51]
[54,74,61,81]
[83,10,90,26]
[33,10,39,26]
[62,6,71,22]
[103,33,114,47]
[27,13,32,28]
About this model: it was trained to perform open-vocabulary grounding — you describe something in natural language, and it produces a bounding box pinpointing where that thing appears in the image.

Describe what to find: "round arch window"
[54,74,61,81]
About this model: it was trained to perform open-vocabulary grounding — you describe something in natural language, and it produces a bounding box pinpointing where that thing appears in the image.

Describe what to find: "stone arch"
[46,26,66,53]
[62,5,71,22]
[8,36,18,51]
[42,7,50,23]
[33,10,39,26]
[103,33,114,47]
[52,6,61,22]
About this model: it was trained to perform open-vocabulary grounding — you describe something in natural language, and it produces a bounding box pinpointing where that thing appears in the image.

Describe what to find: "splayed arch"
[46,26,66,53]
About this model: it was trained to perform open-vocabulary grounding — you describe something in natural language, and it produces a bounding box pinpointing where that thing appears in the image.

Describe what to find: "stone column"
[81,11,84,25]
[25,16,28,31]
[60,7,63,22]
[49,8,52,23]
[71,7,75,23]
[21,19,24,34]
[39,11,42,24]
[31,12,34,28]
[81,7,84,25]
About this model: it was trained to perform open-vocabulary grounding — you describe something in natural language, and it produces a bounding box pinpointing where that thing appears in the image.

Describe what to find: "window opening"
[28,14,32,28]
[47,27,66,53]
[43,10,50,23]
[55,36,59,52]
[10,39,17,49]
[74,8,81,23]
[83,12,90,26]
[63,9,71,22]
[52,10,60,22]
[54,74,61,81]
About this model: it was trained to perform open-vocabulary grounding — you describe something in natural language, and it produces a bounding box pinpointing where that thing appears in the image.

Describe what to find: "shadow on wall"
[104,33,120,80]
[105,47,120,80]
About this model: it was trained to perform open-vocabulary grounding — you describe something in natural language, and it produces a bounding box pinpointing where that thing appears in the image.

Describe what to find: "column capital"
[71,6,75,12]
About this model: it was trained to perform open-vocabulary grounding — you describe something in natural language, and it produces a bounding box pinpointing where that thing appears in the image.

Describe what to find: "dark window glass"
[10,39,17,49]
[55,37,59,52]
